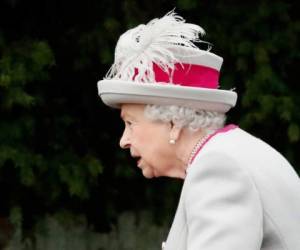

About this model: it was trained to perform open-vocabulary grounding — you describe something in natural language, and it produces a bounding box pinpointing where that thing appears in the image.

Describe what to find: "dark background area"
[0,0,299,246]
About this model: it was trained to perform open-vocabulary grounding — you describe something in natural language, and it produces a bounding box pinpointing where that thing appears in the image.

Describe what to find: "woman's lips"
[132,155,142,168]
[131,154,142,168]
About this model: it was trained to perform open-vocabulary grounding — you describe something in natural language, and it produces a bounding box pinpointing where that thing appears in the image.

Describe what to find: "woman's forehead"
[120,104,146,119]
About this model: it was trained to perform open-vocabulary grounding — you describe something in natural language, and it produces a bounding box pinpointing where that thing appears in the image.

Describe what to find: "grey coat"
[163,128,300,250]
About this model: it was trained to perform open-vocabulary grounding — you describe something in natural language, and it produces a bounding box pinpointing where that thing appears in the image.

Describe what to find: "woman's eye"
[125,121,132,126]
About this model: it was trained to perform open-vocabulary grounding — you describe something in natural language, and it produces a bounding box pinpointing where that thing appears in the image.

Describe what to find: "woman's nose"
[119,130,130,149]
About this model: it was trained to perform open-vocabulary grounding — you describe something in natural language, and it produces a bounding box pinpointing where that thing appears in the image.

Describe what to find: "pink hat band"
[134,63,220,89]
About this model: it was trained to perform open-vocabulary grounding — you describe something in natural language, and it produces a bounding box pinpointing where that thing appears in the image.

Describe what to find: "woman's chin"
[142,168,155,179]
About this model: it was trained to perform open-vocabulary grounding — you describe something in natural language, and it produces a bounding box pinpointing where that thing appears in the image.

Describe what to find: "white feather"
[105,10,206,83]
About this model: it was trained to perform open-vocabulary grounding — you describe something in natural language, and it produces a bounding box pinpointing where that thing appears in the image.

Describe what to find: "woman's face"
[119,104,177,178]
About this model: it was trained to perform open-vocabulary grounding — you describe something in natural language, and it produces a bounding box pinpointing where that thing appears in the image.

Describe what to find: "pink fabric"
[153,63,219,89]
[189,124,238,164]
[133,63,220,89]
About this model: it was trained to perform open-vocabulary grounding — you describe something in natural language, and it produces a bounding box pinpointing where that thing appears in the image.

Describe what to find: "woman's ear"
[169,122,183,143]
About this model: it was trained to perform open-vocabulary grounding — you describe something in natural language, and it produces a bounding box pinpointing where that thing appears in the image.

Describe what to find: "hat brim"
[98,80,237,113]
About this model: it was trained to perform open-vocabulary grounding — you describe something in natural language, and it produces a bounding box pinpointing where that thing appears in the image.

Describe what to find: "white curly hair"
[144,104,226,132]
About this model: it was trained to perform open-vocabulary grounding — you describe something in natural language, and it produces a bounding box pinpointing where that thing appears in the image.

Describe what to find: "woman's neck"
[174,128,209,178]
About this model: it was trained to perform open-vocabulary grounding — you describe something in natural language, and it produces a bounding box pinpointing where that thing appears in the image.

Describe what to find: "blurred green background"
[0,0,299,249]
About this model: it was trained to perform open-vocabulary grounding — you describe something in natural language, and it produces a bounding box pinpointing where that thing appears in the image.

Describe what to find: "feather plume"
[105,10,206,83]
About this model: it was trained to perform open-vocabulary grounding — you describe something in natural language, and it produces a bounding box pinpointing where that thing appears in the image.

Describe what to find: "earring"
[169,139,176,144]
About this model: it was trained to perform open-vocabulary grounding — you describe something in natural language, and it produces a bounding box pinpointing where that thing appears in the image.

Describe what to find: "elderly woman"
[97,12,300,250]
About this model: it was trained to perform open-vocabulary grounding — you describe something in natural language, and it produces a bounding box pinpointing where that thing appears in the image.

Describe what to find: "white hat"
[97,11,237,112]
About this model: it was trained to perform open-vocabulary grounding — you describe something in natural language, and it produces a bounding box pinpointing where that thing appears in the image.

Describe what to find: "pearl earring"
[169,139,176,144]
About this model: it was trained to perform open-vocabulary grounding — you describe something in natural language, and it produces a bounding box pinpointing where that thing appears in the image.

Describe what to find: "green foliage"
[0,40,53,108]
[176,0,198,10]
[5,210,168,250]
[0,31,104,214]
